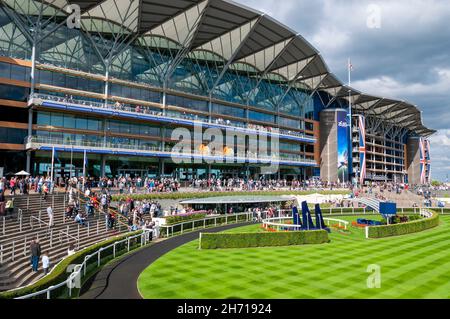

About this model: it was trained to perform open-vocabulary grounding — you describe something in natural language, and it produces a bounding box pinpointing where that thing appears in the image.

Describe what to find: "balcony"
[25,136,318,167]
[29,93,316,144]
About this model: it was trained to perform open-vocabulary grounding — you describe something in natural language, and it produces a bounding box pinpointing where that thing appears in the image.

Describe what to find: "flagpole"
[70,146,73,179]
[51,146,55,194]
[82,149,86,192]
[348,58,356,189]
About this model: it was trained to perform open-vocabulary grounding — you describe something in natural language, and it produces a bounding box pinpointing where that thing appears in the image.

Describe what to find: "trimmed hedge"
[165,213,207,225]
[368,211,440,239]
[0,230,144,299]
[199,230,329,249]
[112,190,350,201]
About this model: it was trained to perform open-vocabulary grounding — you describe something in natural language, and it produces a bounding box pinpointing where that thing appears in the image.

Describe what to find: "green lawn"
[138,215,450,299]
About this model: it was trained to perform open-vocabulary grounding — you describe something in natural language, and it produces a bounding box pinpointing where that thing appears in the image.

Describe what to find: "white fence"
[160,212,253,238]
[262,216,349,231]
[14,230,152,299]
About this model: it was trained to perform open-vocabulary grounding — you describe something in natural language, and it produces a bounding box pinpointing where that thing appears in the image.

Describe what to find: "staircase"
[0,193,129,291]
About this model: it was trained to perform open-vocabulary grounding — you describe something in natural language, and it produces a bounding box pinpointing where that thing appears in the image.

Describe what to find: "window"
[211,103,245,118]
[0,127,27,144]
[10,64,27,81]
[279,117,299,129]
[75,117,88,130]
[167,94,208,112]
[37,112,51,126]
[248,110,275,123]
[0,84,29,101]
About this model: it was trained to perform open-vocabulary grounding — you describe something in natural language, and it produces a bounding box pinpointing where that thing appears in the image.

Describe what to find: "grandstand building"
[0,0,435,184]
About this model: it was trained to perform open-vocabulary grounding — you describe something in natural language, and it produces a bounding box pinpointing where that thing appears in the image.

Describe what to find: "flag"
[358,115,366,186]
[419,138,427,184]
[348,59,354,72]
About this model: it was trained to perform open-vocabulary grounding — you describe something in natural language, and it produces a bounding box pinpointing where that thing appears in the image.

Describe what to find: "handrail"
[25,135,316,165]
[262,216,350,230]
[160,212,253,238]
[29,93,316,142]
[15,230,152,299]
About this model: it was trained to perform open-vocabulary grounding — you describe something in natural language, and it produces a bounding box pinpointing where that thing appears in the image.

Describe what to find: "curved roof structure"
[4,0,435,136]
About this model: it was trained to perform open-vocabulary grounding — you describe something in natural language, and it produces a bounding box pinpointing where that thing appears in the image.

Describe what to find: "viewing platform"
[29,93,317,144]
[24,136,318,167]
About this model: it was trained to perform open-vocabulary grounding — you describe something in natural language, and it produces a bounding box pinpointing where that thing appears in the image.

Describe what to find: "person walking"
[30,238,41,272]
[41,251,50,275]
[0,191,5,218]
[47,206,54,227]
[5,198,14,220]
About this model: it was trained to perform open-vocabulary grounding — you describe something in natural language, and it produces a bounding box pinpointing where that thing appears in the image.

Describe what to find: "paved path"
[79,222,253,299]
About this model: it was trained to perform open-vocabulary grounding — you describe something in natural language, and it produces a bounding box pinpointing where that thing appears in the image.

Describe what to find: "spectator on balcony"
[30,238,41,272]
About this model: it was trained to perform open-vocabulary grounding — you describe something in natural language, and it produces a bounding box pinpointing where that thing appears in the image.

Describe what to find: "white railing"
[15,230,152,299]
[262,216,349,230]
[160,212,253,238]
[30,93,316,142]
[25,135,316,165]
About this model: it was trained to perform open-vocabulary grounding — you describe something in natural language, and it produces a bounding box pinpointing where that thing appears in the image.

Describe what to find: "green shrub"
[112,190,350,202]
[199,230,329,249]
[368,211,439,239]
[0,230,144,299]
[165,213,207,225]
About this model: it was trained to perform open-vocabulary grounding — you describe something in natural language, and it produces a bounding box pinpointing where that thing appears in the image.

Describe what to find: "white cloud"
[351,68,450,98]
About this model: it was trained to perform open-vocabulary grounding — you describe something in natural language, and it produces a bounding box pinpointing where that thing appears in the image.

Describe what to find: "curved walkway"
[79,222,253,299]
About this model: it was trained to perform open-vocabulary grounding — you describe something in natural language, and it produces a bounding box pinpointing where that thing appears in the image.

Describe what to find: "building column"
[101,155,106,177]
[159,159,165,177]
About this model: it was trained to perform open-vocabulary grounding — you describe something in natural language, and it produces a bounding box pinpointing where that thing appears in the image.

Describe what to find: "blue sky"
[237,0,450,182]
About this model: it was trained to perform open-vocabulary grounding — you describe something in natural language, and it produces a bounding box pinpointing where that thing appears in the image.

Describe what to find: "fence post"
[225,215,228,225]
[97,249,101,267]
[52,194,55,209]
[236,214,238,223]
[19,210,22,232]
[127,237,130,252]
[214,217,217,227]
[47,288,51,299]
[0,244,3,264]
[192,221,194,231]
[113,243,116,258]
[50,230,53,248]
[27,196,30,213]
[87,222,90,237]
[203,219,206,229]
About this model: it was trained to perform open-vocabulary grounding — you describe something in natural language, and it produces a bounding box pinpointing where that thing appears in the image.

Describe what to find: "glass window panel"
[37,112,51,125]
[50,113,63,127]
[76,117,88,130]
[0,62,11,78]
[10,64,26,81]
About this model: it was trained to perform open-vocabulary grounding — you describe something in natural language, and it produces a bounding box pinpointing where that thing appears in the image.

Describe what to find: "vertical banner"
[419,137,427,184]
[358,115,366,186]
[336,110,349,182]
[426,139,431,183]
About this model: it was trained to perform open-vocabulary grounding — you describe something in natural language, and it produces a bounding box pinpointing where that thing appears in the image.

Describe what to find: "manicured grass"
[138,215,450,299]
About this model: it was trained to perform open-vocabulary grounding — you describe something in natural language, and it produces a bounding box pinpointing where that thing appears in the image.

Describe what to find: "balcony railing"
[25,136,317,166]
[29,93,316,143]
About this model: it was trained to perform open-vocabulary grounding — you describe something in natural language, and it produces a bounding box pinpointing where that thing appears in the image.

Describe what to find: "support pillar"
[101,155,106,178]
